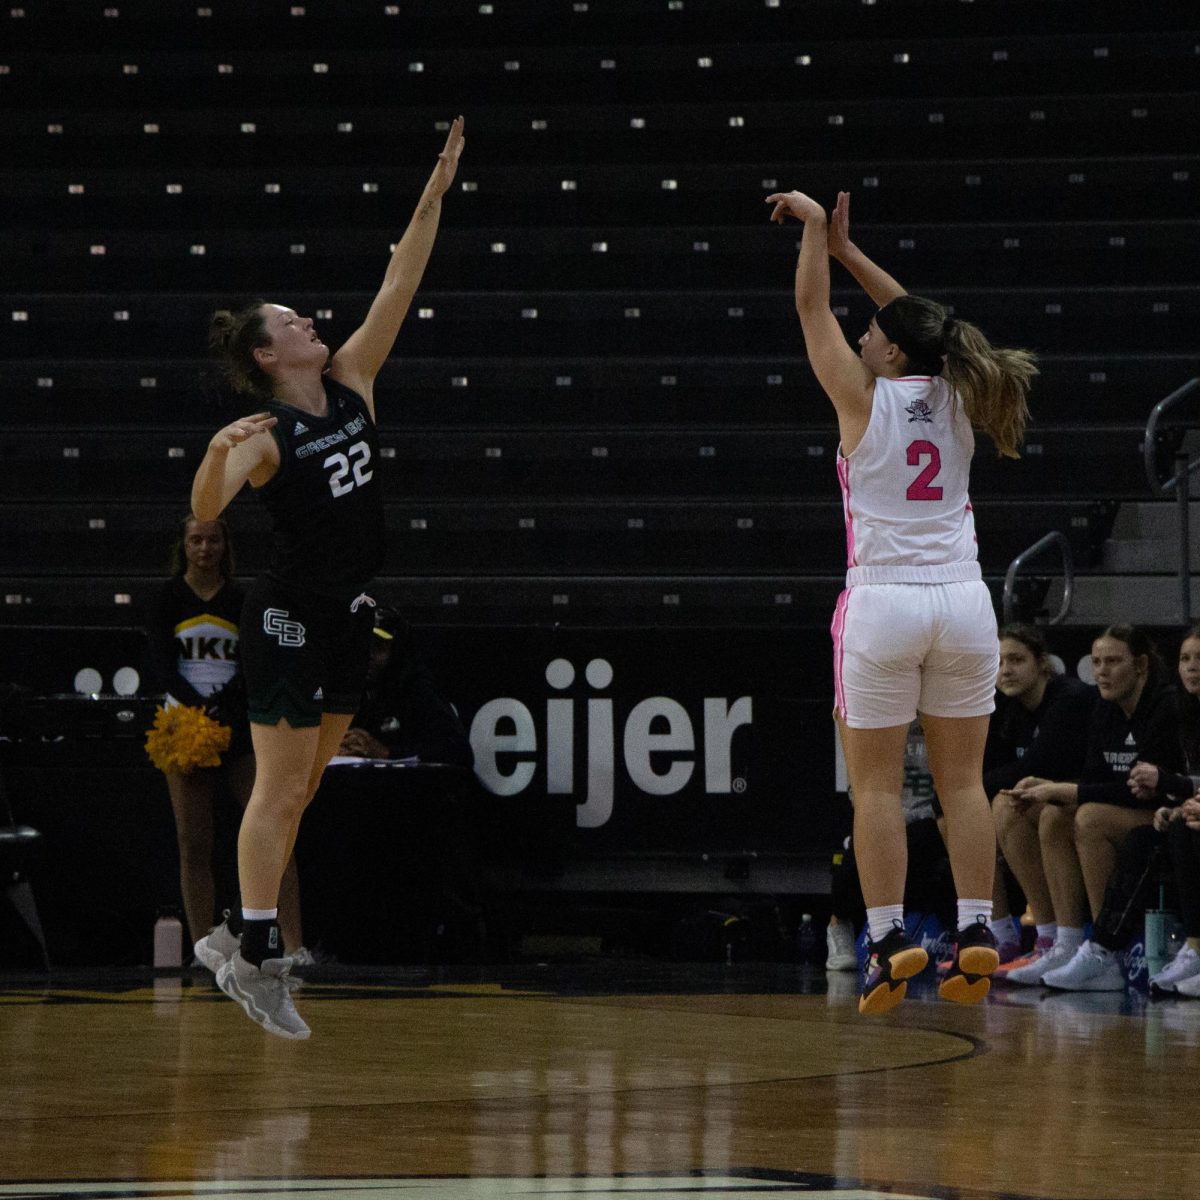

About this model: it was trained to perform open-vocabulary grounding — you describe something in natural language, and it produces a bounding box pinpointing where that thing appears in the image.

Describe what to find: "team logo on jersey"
[906,398,934,423]
[263,607,306,647]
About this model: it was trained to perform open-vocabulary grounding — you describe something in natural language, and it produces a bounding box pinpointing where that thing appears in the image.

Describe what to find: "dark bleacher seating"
[0,425,1149,502]
[0,355,1192,428]
[0,0,1196,635]
[8,221,1200,294]
[0,496,1115,577]
[4,286,1196,358]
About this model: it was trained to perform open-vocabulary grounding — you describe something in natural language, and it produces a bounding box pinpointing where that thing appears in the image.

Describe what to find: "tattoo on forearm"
[417,198,436,221]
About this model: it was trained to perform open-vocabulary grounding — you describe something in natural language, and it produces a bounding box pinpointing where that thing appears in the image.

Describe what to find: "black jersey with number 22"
[256,377,385,593]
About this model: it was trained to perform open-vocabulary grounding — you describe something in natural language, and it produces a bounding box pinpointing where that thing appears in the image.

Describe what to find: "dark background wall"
[2,0,1198,964]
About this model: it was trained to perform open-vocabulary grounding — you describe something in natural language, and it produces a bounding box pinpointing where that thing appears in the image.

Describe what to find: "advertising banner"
[423,624,839,857]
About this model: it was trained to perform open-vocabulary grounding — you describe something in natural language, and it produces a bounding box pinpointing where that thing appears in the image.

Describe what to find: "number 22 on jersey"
[324,440,373,497]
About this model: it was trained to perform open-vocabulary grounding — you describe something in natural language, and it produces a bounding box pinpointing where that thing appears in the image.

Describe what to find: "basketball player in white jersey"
[766,189,1037,1014]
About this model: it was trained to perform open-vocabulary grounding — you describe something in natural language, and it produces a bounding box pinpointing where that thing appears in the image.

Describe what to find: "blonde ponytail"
[875,295,1037,459]
[943,319,1037,460]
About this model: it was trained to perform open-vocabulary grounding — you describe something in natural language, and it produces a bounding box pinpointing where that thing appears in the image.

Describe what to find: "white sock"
[958,899,993,933]
[1036,922,1057,942]
[242,906,279,922]
[867,905,905,943]
[1056,925,1084,951]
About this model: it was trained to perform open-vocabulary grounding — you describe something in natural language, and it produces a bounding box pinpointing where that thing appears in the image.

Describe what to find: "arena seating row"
[0,426,1148,500]
[11,93,1198,169]
[6,0,1196,49]
[7,221,1198,292]
[5,286,1192,359]
[2,497,1111,575]
[0,356,1187,429]
[2,570,842,631]
[7,157,1197,228]
[4,25,1197,108]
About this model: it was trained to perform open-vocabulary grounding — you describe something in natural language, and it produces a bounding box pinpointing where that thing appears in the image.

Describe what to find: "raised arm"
[827,191,906,308]
[766,190,874,432]
[191,413,279,522]
[330,116,466,410]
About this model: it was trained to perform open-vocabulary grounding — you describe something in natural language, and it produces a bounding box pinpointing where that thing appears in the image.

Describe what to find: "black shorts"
[240,575,376,728]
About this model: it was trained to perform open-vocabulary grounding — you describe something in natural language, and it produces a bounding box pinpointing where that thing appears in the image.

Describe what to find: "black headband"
[875,301,948,376]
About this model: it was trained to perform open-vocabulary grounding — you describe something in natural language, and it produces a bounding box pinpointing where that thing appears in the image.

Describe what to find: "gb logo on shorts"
[263,607,306,647]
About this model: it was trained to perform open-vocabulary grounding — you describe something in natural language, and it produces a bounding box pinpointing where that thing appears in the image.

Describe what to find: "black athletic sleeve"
[1157,771,1199,801]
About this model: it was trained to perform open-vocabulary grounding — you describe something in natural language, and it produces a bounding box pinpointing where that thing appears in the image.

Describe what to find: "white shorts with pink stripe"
[831,579,998,729]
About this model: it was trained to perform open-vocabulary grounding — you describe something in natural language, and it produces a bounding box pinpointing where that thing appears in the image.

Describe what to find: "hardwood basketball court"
[2,964,1195,1200]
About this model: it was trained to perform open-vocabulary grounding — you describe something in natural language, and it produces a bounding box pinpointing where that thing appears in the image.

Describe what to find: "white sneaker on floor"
[1042,940,1125,992]
[1150,943,1200,994]
[1003,937,1077,986]
[1175,970,1200,998]
[193,916,240,974]
[216,951,311,1039]
[289,945,316,968]
[825,923,857,971]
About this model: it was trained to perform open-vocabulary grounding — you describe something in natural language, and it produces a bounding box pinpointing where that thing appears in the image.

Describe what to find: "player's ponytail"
[943,317,1036,461]
[876,295,1037,460]
[208,301,274,401]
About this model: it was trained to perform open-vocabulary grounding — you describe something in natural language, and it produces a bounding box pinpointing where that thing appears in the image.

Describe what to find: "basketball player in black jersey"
[191,117,465,1038]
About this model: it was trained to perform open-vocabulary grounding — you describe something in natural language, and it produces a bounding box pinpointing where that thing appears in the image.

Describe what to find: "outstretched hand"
[765,190,826,225]
[827,191,852,259]
[427,115,466,198]
[208,412,276,454]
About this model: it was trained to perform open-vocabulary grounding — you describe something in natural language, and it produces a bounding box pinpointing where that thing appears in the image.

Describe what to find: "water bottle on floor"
[153,908,183,969]
[797,913,819,965]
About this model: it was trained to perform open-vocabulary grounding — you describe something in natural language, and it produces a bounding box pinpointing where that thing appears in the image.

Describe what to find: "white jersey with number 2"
[836,373,980,585]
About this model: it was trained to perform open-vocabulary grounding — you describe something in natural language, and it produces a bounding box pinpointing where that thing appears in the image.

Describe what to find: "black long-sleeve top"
[1149,699,1200,799]
[1077,682,1184,809]
[983,674,1097,799]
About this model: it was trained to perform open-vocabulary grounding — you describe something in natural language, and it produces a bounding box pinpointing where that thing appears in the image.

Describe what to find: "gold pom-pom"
[145,704,232,774]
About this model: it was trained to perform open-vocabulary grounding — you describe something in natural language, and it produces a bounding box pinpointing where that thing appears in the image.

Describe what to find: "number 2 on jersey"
[905,439,943,501]
[324,440,373,497]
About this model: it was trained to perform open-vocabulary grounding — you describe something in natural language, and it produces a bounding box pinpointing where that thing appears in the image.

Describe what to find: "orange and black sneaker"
[938,917,1000,1005]
[859,923,929,1015]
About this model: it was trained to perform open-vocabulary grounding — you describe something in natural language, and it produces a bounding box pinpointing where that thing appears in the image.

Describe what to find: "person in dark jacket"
[1002,625,1183,990]
[338,608,473,770]
[989,624,1097,970]
[1069,625,1200,994]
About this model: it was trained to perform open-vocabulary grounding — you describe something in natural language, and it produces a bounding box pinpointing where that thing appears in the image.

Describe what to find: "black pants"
[1093,824,1165,952]
[1167,817,1200,938]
